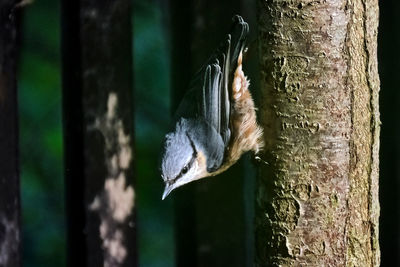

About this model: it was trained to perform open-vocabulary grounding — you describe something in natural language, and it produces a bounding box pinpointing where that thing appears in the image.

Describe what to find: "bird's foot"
[252,154,269,166]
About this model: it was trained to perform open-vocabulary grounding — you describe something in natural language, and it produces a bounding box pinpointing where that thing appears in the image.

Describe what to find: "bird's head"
[160,120,208,200]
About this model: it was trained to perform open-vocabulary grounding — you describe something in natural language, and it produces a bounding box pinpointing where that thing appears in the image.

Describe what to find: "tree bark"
[256,0,380,266]
[61,0,136,266]
[0,1,21,266]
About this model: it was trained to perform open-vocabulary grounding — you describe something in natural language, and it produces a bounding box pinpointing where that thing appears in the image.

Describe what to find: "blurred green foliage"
[134,1,175,266]
[19,0,65,266]
[19,0,174,266]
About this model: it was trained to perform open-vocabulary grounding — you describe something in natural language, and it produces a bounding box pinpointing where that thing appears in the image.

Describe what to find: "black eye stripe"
[186,132,197,158]
[174,156,196,181]
[170,133,198,182]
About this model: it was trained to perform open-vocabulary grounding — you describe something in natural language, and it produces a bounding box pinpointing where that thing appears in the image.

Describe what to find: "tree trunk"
[0,2,21,266]
[256,0,380,266]
[61,0,136,266]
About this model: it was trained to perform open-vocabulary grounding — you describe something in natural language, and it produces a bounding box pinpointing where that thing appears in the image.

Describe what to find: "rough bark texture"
[0,2,21,266]
[61,0,136,266]
[256,0,380,266]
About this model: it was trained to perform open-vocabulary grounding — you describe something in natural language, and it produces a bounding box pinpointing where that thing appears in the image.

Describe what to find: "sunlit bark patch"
[89,92,135,267]
[0,214,19,266]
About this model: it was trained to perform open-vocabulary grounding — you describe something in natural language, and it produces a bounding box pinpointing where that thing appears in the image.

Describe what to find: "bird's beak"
[162,183,174,200]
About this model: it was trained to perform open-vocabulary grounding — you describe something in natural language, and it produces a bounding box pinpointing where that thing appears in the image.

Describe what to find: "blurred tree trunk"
[256,0,380,266]
[61,0,136,266]
[0,1,21,267]
[169,1,253,266]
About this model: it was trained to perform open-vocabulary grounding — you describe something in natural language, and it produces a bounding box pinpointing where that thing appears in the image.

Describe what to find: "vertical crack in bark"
[362,0,380,266]
[345,0,380,265]
[343,1,353,265]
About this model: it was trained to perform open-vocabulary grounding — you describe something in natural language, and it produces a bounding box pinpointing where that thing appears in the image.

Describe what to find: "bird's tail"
[228,15,249,69]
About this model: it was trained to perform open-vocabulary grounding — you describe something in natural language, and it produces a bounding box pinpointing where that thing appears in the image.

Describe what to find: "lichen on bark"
[256,0,380,266]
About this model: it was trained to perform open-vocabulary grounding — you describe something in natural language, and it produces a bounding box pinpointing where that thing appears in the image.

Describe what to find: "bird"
[160,15,263,200]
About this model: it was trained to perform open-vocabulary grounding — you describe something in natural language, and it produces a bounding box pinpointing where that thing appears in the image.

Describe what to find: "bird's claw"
[253,155,269,166]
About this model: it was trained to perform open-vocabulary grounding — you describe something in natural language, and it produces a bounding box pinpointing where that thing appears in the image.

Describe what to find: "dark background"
[18,0,398,266]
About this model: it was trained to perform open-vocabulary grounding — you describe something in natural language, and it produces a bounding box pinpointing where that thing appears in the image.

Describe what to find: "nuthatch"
[160,15,263,200]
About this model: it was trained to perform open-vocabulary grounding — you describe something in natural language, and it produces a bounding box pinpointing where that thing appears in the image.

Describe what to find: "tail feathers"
[189,15,248,86]
[229,15,249,68]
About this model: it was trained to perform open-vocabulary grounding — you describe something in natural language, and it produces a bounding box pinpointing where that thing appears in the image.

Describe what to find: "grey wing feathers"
[202,64,221,133]
[173,15,249,160]
[202,62,228,143]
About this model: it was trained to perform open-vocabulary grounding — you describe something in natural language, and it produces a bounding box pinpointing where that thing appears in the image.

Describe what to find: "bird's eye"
[182,166,189,174]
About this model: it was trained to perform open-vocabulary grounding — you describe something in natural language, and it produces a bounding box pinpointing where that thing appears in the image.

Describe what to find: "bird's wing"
[174,15,249,151]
